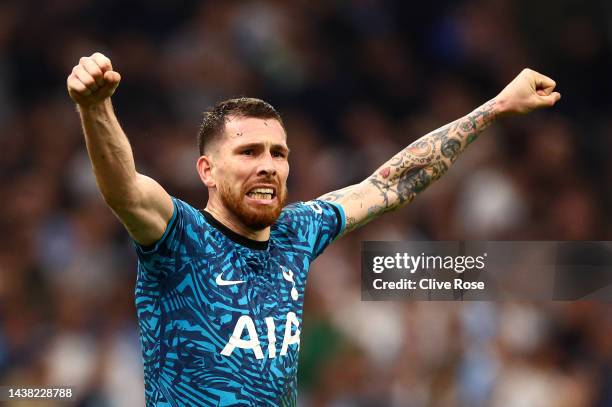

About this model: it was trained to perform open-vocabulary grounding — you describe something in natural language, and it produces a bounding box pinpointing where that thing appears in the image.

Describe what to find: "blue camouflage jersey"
[133,197,345,406]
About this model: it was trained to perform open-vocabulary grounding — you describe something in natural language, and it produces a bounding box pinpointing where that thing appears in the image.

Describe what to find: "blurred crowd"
[0,0,611,405]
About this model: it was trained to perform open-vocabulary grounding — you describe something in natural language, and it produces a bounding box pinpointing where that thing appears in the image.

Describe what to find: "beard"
[218,178,287,230]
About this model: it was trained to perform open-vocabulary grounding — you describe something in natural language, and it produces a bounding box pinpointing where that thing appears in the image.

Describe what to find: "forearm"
[321,99,499,234]
[78,99,139,206]
[320,69,560,236]
[370,99,498,207]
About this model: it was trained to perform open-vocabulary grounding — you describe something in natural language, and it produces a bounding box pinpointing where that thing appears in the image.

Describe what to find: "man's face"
[210,116,289,230]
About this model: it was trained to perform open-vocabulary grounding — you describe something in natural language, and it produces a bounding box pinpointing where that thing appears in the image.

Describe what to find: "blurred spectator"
[1,0,610,405]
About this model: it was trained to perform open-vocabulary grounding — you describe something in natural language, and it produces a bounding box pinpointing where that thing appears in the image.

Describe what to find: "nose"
[256,152,277,177]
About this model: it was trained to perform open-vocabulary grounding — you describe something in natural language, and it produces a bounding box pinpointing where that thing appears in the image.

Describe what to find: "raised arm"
[319,69,561,236]
[67,52,173,245]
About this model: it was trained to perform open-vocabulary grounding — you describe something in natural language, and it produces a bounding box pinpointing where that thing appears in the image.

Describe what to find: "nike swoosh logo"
[215,273,245,286]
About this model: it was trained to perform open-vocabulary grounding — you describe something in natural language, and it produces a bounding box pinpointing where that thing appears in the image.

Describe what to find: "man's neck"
[203,205,270,242]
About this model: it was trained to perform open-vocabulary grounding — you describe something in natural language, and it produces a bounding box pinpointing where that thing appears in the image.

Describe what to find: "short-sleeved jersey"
[134,197,345,407]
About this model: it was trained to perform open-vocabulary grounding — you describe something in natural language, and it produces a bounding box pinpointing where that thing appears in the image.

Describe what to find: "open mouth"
[246,186,276,201]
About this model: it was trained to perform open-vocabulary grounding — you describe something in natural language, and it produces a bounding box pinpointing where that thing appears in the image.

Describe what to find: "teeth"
[248,192,273,200]
[247,187,275,200]
[250,188,274,194]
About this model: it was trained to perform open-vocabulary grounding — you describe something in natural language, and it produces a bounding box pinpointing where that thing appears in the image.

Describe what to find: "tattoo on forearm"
[441,138,461,162]
[370,99,497,209]
[378,167,391,179]
[319,190,346,203]
[321,99,499,235]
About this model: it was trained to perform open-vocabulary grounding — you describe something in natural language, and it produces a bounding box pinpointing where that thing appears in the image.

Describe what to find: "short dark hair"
[198,97,284,155]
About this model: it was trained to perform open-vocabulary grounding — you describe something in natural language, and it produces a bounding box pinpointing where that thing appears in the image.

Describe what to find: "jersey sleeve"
[279,199,346,260]
[133,197,203,280]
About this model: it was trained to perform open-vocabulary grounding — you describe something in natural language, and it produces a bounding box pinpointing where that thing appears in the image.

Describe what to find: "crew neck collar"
[200,210,269,251]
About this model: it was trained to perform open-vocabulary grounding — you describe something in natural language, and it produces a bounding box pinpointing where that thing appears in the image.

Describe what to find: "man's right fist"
[67,52,121,107]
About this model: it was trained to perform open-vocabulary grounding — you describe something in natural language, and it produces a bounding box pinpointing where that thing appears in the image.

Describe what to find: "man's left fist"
[495,68,561,115]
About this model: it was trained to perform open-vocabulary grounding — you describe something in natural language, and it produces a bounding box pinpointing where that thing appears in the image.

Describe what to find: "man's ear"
[196,155,216,188]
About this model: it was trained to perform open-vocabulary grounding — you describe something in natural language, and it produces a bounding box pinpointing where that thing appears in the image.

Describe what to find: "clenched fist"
[67,52,121,107]
[496,68,561,116]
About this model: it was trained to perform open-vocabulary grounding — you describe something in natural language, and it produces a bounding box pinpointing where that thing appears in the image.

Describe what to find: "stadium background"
[1,0,611,405]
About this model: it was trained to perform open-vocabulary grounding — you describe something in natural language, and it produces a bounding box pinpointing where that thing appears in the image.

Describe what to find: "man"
[67,52,560,406]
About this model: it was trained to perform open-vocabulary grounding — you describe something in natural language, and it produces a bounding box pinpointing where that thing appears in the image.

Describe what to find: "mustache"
[243,176,283,190]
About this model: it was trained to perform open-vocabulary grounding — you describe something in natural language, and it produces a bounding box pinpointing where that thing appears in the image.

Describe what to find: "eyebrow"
[234,142,290,154]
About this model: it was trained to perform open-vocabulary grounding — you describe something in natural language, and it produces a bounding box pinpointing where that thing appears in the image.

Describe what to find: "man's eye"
[241,149,254,156]
[272,151,286,158]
